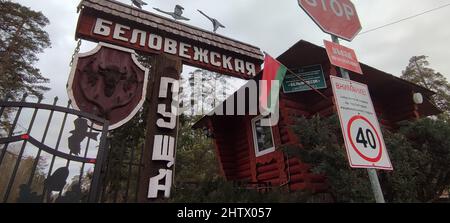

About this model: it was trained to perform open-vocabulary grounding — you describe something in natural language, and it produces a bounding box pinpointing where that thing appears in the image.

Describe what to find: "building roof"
[193,39,441,129]
[278,40,436,98]
[77,0,264,61]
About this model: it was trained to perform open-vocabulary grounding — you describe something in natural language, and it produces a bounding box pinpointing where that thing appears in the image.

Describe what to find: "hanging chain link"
[69,39,82,67]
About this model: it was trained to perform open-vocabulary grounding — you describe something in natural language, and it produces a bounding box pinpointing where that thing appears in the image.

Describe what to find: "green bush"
[284,115,450,203]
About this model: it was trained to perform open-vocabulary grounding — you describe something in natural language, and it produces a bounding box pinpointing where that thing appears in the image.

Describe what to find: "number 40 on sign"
[330,76,393,170]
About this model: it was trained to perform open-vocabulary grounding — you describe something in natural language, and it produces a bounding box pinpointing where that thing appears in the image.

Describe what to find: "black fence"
[96,102,146,203]
[0,95,109,203]
[99,141,144,203]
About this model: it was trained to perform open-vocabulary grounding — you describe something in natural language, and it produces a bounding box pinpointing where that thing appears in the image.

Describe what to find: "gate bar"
[88,121,109,203]
[27,97,58,186]
[77,121,95,199]
[3,96,42,202]
[41,100,71,202]
[0,94,27,169]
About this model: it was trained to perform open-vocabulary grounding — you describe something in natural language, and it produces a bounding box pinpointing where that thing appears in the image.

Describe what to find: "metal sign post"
[297,0,390,204]
[331,34,385,203]
[331,35,350,79]
[367,168,386,203]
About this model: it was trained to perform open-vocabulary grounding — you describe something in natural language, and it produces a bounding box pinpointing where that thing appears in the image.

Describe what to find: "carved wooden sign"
[71,0,265,201]
[76,0,264,79]
[67,42,149,130]
[139,55,182,201]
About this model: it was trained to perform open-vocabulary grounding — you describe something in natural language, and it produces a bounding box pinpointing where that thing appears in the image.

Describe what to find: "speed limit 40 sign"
[331,76,393,170]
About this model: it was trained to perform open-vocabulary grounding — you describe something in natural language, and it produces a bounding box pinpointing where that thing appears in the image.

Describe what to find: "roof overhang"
[194,40,441,129]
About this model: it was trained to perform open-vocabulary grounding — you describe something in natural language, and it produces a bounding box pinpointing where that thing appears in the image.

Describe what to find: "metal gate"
[0,95,109,203]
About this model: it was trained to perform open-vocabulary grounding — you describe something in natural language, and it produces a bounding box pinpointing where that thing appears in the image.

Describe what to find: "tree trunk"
[0,18,26,76]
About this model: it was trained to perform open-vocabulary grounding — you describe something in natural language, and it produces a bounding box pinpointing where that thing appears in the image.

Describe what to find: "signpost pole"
[331,35,350,80]
[367,169,386,203]
[331,34,386,203]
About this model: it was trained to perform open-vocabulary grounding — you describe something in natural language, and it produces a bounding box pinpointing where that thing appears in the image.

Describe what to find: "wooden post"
[137,54,182,202]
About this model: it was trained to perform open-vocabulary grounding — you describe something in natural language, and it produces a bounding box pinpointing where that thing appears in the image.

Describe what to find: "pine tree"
[286,115,450,202]
[0,0,51,100]
[182,69,231,115]
[401,55,450,112]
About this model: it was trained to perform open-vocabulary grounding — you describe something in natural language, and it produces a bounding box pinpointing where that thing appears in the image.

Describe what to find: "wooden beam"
[138,54,182,202]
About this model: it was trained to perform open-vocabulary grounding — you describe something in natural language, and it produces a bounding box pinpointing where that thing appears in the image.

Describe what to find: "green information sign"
[282,64,327,93]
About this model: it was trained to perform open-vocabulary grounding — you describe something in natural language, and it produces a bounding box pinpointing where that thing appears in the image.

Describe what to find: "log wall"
[210,74,420,196]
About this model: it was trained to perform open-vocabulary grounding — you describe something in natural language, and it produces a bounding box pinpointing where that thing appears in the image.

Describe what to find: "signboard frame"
[282,64,327,93]
[324,40,363,74]
[330,75,393,170]
[67,42,149,130]
[297,0,362,41]
[75,1,264,79]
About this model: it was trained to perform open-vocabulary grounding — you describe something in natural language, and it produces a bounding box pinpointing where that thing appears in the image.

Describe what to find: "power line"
[358,2,450,36]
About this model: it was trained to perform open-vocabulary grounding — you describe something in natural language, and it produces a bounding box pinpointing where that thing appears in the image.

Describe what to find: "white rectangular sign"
[331,76,393,170]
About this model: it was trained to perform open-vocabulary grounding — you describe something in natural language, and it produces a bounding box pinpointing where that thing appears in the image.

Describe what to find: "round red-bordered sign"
[347,115,383,163]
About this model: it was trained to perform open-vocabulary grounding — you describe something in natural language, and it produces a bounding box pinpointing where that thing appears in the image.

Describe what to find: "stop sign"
[298,0,362,41]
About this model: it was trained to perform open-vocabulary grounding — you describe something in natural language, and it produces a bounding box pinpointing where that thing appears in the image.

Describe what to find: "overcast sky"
[11,0,450,103]
[5,0,450,195]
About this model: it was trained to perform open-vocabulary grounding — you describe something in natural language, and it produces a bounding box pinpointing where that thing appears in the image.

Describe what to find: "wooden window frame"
[251,115,275,157]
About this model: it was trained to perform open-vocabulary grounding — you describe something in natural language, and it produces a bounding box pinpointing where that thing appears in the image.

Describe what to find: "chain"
[69,39,82,67]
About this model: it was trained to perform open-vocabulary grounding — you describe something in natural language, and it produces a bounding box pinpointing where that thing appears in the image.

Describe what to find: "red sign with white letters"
[298,0,362,41]
[75,9,262,79]
[324,40,363,74]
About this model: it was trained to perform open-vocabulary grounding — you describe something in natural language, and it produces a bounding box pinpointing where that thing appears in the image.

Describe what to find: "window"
[251,116,275,157]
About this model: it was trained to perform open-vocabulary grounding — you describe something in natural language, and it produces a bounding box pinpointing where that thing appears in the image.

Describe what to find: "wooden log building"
[193,40,441,194]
